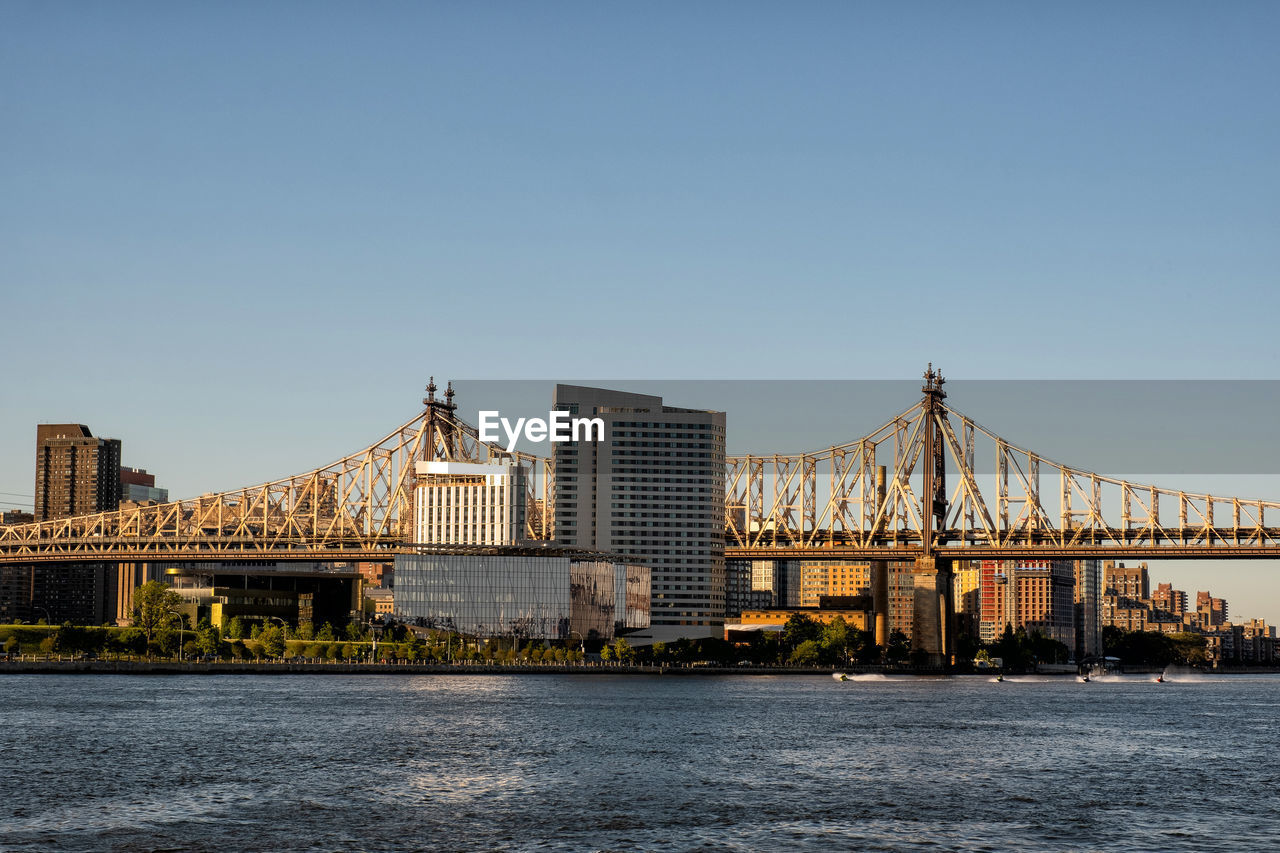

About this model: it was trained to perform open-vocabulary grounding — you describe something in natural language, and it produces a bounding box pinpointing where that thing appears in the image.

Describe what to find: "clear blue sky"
[2,3,1278,617]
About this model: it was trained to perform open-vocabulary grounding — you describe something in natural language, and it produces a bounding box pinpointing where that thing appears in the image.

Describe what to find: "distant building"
[953,562,982,640]
[356,561,394,589]
[725,605,872,642]
[34,424,121,521]
[119,467,168,504]
[1,509,34,525]
[413,461,527,546]
[0,561,115,625]
[366,586,394,617]
[1195,590,1228,627]
[164,562,363,630]
[799,561,870,607]
[979,559,1076,649]
[1152,582,1188,617]
[1074,560,1101,659]
[1104,561,1149,603]
[724,559,779,617]
[551,385,725,642]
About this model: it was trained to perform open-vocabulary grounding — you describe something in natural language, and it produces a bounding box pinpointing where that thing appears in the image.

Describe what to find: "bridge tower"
[912,364,954,667]
[422,376,458,462]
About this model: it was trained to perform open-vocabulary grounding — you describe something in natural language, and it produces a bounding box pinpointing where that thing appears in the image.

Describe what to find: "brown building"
[1152,582,1188,617]
[1,509,35,525]
[34,424,121,521]
[1103,561,1149,603]
[1195,590,1228,627]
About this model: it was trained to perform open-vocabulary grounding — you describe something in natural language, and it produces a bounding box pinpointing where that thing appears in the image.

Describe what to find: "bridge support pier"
[912,556,953,668]
[870,560,889,648]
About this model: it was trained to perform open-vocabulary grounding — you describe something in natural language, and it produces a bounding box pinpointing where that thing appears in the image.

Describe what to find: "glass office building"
[394,552,649,640]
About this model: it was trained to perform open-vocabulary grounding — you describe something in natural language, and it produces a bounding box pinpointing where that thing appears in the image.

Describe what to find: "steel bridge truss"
[8,379,1280,563]
[0,404,553,561]
[726,401,1280,557]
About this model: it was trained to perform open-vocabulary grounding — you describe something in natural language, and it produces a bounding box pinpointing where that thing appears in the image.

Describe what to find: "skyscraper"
[34,424,121,521]
[552,385,725,641]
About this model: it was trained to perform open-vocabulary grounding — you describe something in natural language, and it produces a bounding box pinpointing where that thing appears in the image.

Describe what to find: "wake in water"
[831,672,892,682]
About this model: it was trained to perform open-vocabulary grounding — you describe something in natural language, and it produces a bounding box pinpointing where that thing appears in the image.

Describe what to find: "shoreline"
[2,660,1264,676]
[0,660,937,676]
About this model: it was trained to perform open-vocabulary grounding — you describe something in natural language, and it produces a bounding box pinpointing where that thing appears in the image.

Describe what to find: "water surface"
[1,671,1276,851]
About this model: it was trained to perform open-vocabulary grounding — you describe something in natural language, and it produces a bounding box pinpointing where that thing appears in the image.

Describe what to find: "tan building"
[799,561,870,607]
[367,586,394,616]
[727,607,872,640]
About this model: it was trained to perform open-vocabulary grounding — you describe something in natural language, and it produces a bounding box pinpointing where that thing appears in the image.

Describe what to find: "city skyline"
[4,4,1279,619]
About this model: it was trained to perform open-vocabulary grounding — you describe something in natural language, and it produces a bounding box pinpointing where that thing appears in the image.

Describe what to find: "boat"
[832,672,849,682]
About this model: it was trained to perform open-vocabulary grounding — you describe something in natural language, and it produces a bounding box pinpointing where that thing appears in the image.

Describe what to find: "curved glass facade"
[394,554,649,640]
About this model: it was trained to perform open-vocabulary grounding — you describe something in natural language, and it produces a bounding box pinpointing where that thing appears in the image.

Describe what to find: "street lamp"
[568,630,585,660]
[167,609,186,660]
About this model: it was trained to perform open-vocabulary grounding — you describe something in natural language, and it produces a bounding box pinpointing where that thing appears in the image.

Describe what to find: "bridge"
[4,369,1279,664]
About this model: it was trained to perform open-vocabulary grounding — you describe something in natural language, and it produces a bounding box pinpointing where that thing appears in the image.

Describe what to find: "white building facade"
[413,461,527,546]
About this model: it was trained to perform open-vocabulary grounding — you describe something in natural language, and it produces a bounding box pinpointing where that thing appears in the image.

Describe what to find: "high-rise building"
[799,560,870,607]
[952,561,982,641]
[1151,582,1188,617]
[552,385,725,641]
[1195,590,1228,627]
[724,559,779,617]
[1103,561,1149,603]
[979,559,1076,649]
[1074,559,1101,659]
[34,424,121,521]
[119,467,168,504]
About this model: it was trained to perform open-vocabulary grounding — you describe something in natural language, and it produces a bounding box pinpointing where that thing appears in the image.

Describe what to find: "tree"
[196,625,221,657]
[821,617,850,664]
[316,623,335,642]
[132,581,183,646]
[789,639,821,666]
[885,630,910,665]
[226,617,246,640]
[260,625,285,658]
[782,614,822,651]
[119,627,146,656]
[612,638,632,663]
[1170,632,1207,665]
